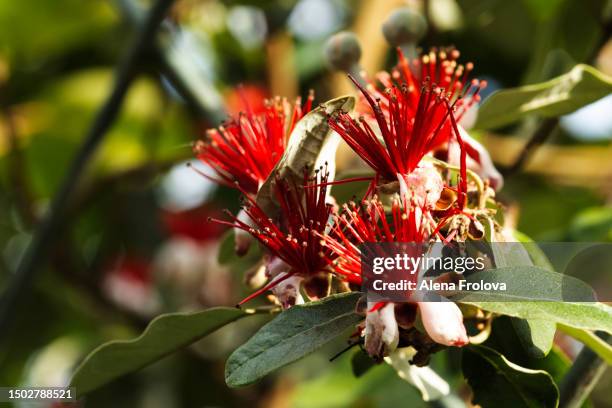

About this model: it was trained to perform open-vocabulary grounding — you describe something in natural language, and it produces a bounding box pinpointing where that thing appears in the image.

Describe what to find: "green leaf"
[512,230,555,270]
[463,345,559,408]
[467,301,612,334]
[489,234,556,357]
[511,318,556,359]
[255,96,356,216]
[70,307,253,397]
[557,324,612,365]
[476,64,612,129]
[451,266,612,333]
[485,317,571,382]
[225,292,362,387]
[217,229,236,265]
[568,207,612,242]
[452,266,597,303]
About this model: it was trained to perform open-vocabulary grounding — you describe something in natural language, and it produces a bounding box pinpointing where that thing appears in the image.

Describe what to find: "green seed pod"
[382,8,427,47]
[323,31,362,72]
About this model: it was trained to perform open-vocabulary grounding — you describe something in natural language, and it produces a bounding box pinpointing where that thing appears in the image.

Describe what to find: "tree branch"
[559,333,610,408]
[501,117,559,177]
[0,0,175,341]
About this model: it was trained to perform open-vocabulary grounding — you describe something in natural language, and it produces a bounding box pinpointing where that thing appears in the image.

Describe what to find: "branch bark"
[559,333,611,408]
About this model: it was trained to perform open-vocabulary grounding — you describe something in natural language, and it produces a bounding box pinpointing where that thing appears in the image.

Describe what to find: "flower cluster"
[197,48,501,375]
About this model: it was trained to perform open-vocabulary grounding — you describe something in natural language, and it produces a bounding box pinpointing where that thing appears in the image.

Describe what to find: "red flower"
[195,92,314,195]
[210,169,334,304]
[329,67,481,184]
[352,48,504,190]
[363,48,485,125]
[319,197,430,285]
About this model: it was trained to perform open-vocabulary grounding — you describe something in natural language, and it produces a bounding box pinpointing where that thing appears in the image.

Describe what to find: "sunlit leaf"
[557,324,612,365]
[476,64,612,129]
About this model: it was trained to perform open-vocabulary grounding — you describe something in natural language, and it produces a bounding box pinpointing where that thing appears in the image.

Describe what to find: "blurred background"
[0,0,611,406]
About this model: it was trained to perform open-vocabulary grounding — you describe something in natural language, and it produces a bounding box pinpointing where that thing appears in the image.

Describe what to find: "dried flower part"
[418,301,468,347]
[435,187,458,211]
[467,217,485,240]
[271,272,304,309]
[394,302,417,329]
[195,93,314,195]
[303,272,331,300]
[364,302,399,360]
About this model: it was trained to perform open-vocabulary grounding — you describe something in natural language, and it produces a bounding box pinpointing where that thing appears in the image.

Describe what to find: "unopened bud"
[324,31,362,72]
[382,8,427,47]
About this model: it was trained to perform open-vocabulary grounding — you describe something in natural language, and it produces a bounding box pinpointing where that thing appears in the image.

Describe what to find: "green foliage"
[225,292,362,387]
[452,266,612,333]
[476,64,612,129]
[484,316,572,382]
[289,352,427,408]
[511,318,556,359]
[70,307,254,397]
[465,301,612,334]
[453,266,597,303]
[462,345,559,408]
[0,0,115,64]
[557,324,612,365]
[567,207,612,242]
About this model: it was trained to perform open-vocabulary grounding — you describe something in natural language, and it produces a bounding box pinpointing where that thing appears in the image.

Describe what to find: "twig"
[501,117,559,177]
[0,0,175,341]
[559,333,610,408]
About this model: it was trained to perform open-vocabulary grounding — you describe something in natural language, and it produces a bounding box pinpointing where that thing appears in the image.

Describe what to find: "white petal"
[398,164,443,209]
[364,302,399,357]
[459,126,504,191]
[418,301,468,347]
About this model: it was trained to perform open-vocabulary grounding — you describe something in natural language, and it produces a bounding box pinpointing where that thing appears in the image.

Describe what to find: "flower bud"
[324,31,362,72]
[382,8,427,47]
[418,301,468,347]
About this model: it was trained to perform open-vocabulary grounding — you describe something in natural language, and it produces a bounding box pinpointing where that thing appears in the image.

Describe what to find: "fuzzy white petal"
[418,301,468,347]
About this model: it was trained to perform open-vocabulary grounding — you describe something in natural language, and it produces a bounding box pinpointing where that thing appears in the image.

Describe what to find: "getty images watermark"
[360,242,611,303]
